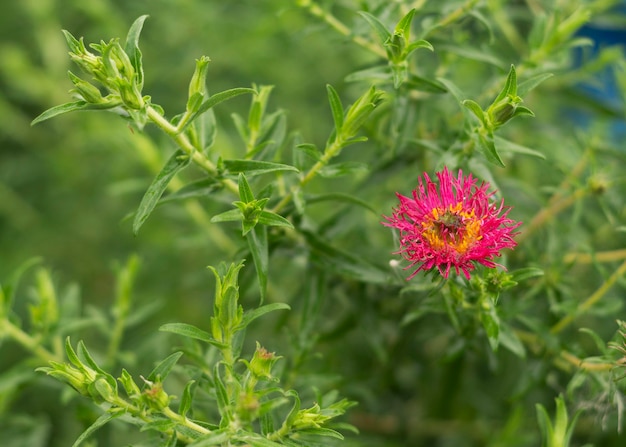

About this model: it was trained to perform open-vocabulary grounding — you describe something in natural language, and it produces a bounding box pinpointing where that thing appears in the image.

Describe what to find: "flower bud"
[188,56,210,100]
[140,377,170,411]
[116,79,144,110]
[68,71,103,103]
[247,342,281,380]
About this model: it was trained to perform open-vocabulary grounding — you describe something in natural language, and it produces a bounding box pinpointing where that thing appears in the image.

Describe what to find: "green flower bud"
[116,79,144,110]
[341,86,384,139]
[247,342,281,380]
[89,376,117,404]
[38,361,97,397]
[68,71,103,103]
[140,377,170,411]
[188,56,210,99]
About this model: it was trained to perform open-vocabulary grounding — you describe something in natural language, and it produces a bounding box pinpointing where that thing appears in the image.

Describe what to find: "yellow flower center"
[421,202,482,255]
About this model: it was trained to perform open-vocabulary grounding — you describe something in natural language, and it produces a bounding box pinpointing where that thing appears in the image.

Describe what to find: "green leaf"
[31,101,118,125]
[77,341,110,378]
[140,418,176,433]
[405,74,447,93]
[0,257,42,318]
[146,351,183,383]
[326,84,344,133]
[509,267,544,282]
[159,177,222,204]
[480,305,500,351]
[246,225,268,304]
[184,88,256,131]
[318,162,368,178]
[395,8,416,38]
[71,413,123,447]
[124,15,149,87]
[303,231,388,284]
[512,105,535,118]
[159,323,227,348]
[517,72,553,96]
[436,77,466,105]
[462,99,487,126]
[498,323,526,358]
[235,434,285,447]
[493,136,545,160]
[257,210,294,229]
[239,303,291,330]
[298,427,345,440]
[210,209,243,223]
[475,132,505,167]
[178,380,195,418]
[437,44,506,68]
[494,65,517,103]
[133,149,191,235]
[223,160,299,177]
[306,192,376,214]
[213,364,232,423]
[358,12,392,46]
[405,39,434,56]
[187,430,232,446]
[237,173,255,203]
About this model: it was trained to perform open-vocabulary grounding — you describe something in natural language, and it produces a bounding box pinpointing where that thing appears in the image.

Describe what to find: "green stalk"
[551,259,626,334]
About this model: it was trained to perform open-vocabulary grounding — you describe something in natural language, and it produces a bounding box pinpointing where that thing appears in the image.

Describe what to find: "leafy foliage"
[2,1,626,446]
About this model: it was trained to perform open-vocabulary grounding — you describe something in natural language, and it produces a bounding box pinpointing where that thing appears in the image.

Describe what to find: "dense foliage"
[2,1,626,446]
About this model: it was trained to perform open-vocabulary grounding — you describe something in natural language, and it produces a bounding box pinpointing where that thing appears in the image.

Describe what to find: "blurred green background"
[2,1,626,446]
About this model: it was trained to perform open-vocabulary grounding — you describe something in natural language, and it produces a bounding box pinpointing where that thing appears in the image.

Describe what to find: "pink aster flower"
[383,167,521,280]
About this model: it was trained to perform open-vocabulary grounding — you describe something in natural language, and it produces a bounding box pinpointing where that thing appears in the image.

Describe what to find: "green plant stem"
[161,406,212,436]
[564,249,626,264]
[515,329,615,372]
[433,0,480,29]
[270,137,344,214]
[516,187,588,244]
[0,318,62,363]
[131,132,238,253]
[295,0,387,58]
[145,105,238,194]
[550,259,626,334]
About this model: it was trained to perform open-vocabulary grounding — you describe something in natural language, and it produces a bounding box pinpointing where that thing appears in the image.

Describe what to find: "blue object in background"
[571,2,626,141]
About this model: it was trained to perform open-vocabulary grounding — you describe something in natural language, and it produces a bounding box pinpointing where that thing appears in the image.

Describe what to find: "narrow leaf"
[187,430,231,446]
[256,211,294,229]
[462,99,487,126]
[493,136,545,159]
[71,413,122,447]
[494,65,517,103]
[246,225,268,304]
[405,39,434,56]
[517,72,553,96]
[306,192,376,214]
[124,15,149,86]
[326,84,344,133]
[31,101,116,125]
[303,231,388,284]
[223,160,299,177]
[133,149,191,234]
[239,303,291,330]
[159,323,227,348]
[318,162,368,178]
[178,380,195,417]
[475,132,505,167]
[237,173,255,203]
[146,351,183,383]
[184,88,256,131]
[210,209,243,223]
[358,12,392,46]
[405,74,447,93]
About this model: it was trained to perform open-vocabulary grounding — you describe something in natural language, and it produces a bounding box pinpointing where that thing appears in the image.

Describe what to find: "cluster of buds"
[38,338,172,414]
[63,30,144,111]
